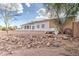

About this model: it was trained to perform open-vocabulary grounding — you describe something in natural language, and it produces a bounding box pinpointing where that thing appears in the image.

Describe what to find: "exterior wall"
[48,18,75,30]
[21,17,75,32]
[21,21,50,31]
[48,18,74,32]
[64,21,73,30]
[63,17,75,30]
[73,22,79,37]
[32,21,49,30]
[21,25,26,29]
[49,19,57,28]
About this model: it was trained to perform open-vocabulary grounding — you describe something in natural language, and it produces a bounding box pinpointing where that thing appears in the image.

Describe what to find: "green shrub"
[2,27,6,31]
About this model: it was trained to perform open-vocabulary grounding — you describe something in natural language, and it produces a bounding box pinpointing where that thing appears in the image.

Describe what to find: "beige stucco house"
[21,17,75,32]
[21,19,58,31]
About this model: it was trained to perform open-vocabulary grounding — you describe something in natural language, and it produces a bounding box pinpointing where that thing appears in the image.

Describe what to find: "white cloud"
[16,3,23,13]
[25,3,31,7]
[36,8,47,16]
[17,10,23,14]
[36,8,51,19]
[0,3,23,14]
[36,7,59,19]
[35,15,49,19]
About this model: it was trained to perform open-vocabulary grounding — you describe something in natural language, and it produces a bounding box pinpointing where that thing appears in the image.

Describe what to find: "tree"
[0,3,23,35]
[45,3,79,34]
[0,25,2,30]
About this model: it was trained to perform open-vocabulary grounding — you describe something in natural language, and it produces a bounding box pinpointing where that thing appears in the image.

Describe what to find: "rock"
[0,31,75,51]
[48,38,53,42]
[38,42,42,44]
[59,37,63,40]
[40,36,46,39]
[19,44,23,47]
[46,34,54,38]
[17,42,22,45]
[37,46,41,48]
[0,46,4,50]
[5,38,9,41]
[45,31,55,34]
[53,42,61,47]
[63,36,69,40]
[27,44,31,48]
[46,42,51,47]
[2,37,9,41]
[8,50,13,54]
[32,35,37,38]
[54,37,62,42]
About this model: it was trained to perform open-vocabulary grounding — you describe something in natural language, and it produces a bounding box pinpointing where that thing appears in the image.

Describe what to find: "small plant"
[2,27,6,31]
[8,27,16,31]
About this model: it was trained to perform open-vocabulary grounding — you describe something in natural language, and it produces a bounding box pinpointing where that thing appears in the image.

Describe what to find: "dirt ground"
[6,47,68,56]
[0,30,79,56]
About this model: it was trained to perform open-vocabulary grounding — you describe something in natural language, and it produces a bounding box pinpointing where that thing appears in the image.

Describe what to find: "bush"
[8,27,14,30]
[63,28,73,36]
[2,27,6,31]
[2,27,16,31]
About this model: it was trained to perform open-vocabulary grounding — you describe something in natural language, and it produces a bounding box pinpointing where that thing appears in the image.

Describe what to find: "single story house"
[21,18,58,32]
[21,16,75,34]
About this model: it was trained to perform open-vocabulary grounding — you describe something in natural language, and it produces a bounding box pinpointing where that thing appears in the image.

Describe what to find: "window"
[24,26,26,29]
[32,26,35,29]
[37,25,40,28]
[27,26,29,29]
[41,24,45,28]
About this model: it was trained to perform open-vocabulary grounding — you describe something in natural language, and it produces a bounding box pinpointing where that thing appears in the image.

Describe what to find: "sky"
[0,3,47,27]
[1,3,79,28]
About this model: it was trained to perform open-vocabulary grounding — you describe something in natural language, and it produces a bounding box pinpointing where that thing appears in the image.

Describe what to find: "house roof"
[21,16,75,26]
[21,18,55,26]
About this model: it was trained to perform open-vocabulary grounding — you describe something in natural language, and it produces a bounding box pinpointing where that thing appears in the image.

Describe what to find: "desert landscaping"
[0,3,79,56]
[0,30,79,56]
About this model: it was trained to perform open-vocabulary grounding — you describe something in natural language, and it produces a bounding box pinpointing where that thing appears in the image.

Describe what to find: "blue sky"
[0,3,45,27]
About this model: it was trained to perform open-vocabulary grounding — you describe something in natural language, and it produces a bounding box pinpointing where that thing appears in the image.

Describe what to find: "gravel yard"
[0,30,79,56]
